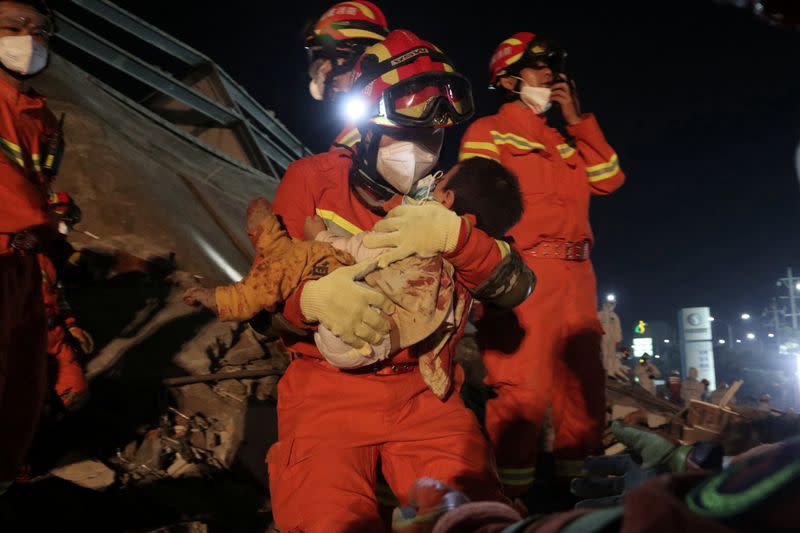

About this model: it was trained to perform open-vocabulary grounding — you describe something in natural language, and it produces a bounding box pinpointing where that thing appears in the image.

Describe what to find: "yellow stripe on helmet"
[347,1,376,20]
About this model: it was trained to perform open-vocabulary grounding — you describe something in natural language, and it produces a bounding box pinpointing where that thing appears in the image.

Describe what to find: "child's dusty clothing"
[214,209,354,321]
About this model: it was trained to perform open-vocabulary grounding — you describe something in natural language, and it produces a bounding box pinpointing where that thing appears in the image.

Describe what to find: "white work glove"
[300,260,395,349]
[362,203,463,268]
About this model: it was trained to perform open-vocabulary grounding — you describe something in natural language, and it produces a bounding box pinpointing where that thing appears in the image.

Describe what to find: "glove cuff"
[442,213,466,253]
[667,444,694,473]
[299,281,323,323]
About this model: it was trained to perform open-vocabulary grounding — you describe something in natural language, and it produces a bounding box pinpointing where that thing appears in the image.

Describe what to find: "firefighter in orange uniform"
[268,30,533,532]
[40,192,92,411]
[304,1,389,151]
[0,0,60,495]
[459,32,625,495]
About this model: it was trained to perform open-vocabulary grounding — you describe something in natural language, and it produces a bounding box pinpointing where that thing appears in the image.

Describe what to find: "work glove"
[571,421,720,508]
[362,203,463,268]
[392,477,469,533]
[68,326,95,355]
[300,260,395,349]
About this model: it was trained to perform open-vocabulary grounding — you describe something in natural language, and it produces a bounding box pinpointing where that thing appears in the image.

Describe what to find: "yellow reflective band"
[337,130,361,147]
[495,239,511,259]
[459,152,500,163]
[0,138,24,167]
[348,1,376,19]
[499,466,536,475]
[315,208,363,236]
[586,154,620,183]
[505,52,523,67]
[339,28,385,40]
[502,38,522,46]
[463,142,499,154]
[380,69,400,86]
[557,143,576,159]
[490,131,545,152]
[44,154,55,168]
[366,42,392,62]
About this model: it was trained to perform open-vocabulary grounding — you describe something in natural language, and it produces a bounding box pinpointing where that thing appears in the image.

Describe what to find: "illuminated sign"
[632,337,654,358]
[634,320,647,334]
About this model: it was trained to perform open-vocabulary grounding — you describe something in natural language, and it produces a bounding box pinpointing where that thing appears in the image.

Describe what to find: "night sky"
[112,0,800,338]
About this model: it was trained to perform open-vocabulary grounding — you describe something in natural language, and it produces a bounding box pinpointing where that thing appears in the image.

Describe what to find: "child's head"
[431,158,522,239]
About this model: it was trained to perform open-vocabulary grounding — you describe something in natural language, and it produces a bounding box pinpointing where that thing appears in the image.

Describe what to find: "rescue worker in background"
[268,30,534,532]
[40,192,93,411]
[304,1,388,150]
[598,299,622,378]
[681,366,703,404]
[634,354,660,396]
[0,0,59,495]
[459,31,625,495]
[667,369,682,404]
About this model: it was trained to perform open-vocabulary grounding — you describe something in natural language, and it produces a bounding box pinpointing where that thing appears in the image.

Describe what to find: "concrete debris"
[51,458,117,491]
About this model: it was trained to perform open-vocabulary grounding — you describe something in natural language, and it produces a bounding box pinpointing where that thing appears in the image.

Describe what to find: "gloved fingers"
[337,330,368,350]
[611,420,651,451]
[574,495,624,510]
[370,216,405,234]
[362,231,400,250]
[582,454,634,476]
[359,286,396,315]
[342,259,379,280]
[354,322,384,346]
[570,476,625,499]
[382,204,414,218]
[361,307,391,335]
[375,248,413,269]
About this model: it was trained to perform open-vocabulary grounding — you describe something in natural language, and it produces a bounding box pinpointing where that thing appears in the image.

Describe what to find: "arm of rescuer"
[553,75,625,195]
[362,204,535,309]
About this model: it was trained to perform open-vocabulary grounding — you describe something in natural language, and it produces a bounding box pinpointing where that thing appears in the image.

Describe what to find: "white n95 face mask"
[513,77,551,114]
[0,35,48,76]
[376,141,438,195]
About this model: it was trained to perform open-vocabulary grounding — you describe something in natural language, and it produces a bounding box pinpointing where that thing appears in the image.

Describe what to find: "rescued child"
[183,158,523,399]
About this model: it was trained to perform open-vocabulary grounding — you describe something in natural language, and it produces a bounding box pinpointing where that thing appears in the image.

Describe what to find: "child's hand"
[183,287,217,312]
[304,214,327,241]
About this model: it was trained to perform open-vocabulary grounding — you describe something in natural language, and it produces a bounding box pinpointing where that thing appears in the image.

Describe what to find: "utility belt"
[291,353,418,376]
[523,239,591,262]
[0,226,50,256]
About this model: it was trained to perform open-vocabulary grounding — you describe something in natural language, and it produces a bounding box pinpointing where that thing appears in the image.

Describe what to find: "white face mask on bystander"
[0,35,47,76]
[513,76,551,114]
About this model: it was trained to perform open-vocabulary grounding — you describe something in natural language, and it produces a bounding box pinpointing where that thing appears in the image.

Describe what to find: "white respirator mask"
[376,140,438,195]
[513,77,551,114]
[0,35,48,76]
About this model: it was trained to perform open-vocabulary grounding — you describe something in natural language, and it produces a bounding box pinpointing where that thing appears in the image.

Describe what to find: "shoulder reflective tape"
[586,153,620,183]
[498,466,535,486]
[495,239,511,259]
[490,131,546,152]
[459,152,500,162]
[463,141,499,154]
[315,208,364,236]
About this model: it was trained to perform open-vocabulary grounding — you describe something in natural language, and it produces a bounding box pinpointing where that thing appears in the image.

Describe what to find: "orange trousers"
[0,252,47,482]
[267,357,503,533]
[478,256,605,494]
[46,325,88,409]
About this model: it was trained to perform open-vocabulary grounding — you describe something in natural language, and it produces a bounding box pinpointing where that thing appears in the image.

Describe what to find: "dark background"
[106,0,800,337]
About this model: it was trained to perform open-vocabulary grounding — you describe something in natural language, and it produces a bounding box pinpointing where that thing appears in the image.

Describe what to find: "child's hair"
[441,158,523,239]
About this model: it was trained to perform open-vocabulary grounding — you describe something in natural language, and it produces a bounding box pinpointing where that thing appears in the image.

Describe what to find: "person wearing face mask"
[260,29,534,532]
[0,0,60,496]
[304,1,389,151]
[459,31,626,499]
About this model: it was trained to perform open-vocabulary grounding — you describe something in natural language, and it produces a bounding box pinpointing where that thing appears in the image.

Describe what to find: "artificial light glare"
[768,333,775,338]
[664,339,670,344]
[709,316,715,322]
[718,339,726,344]
[736,339,742,343]
[606,294,616,302]
[741,313,751,320]
[343,96,367,122]
[747,333,756,340]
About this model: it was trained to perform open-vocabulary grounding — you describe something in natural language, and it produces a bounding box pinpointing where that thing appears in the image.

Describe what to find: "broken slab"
[51,459,117,491]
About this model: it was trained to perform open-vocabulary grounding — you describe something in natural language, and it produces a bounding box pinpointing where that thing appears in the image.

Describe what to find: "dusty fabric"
[214,206,354,321]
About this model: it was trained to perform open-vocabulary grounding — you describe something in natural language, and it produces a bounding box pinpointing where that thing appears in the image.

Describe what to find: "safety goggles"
[376,72,474,128]
[520,39,567,75]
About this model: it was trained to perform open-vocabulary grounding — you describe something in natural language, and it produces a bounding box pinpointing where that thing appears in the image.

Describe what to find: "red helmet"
[305,2,388,60]
[48,191,81,226]
[488,31,567,86]
[348,29,474,128]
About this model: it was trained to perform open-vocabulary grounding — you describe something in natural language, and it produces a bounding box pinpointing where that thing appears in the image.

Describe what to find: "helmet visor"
[381,73,474,127]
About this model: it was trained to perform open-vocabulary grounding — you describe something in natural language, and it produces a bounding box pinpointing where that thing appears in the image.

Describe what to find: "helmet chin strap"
[349,126,397,204]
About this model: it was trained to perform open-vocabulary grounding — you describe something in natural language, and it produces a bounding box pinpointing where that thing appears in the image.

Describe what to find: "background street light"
[769,333,776,338]
[709,316,734,346]
[747,333,756,340]
[736,339,742,343]
[741,313,751,320]
[664,339,670,344]
[718,339,726,344]
[606,293,616,303]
